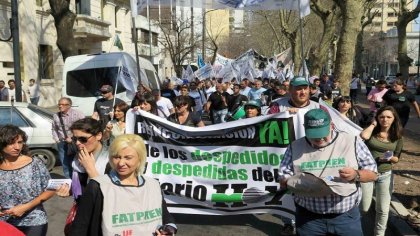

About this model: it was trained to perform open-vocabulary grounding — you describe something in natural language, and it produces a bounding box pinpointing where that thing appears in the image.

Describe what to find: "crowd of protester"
[1,72,420,236]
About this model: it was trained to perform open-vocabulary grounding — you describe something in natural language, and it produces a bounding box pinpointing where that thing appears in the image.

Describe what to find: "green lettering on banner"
[269,121,282,144]
[136,211,144,221]
[259,121,290,145]
[259,121,271,144]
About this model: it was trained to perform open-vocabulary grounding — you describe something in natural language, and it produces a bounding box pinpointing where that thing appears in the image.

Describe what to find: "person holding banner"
[69,134,177,236]
[268,77,319,114]
[279,109,378,236]
[103,102,129,144]
[131,93,158,115]
[168,96,205,127]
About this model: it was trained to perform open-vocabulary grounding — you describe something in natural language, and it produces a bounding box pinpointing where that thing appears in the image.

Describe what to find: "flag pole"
[297,0,306,79]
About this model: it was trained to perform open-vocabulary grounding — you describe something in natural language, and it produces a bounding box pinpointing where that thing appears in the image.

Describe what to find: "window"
[36,0,43,7]
[39,45,54,80]
[65,67,126,97]
[0,107,31,127]
[373,22,381,27]
[76,0,91,15]
[144,69,158,89]
[375,13,382,17]
[388,12,396,17]
[387,22,396,27]
[141,29,150,44]
[152,33,158,46]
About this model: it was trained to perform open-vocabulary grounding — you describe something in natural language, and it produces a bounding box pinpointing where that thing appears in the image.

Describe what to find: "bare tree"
[204,11,230,64]
[309,0,340,76]
[257,10,307,74]
[48,0,77,60]
[332,0,367,95]
[395,0,420,80]
[354,1,379,76]
[158,17,200,77]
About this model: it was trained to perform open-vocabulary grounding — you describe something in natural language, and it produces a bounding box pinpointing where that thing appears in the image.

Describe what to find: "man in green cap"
[279,108,378,235]
[268,77,319,114]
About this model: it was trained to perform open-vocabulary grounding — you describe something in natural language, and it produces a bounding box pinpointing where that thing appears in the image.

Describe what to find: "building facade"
[0,0,161,107]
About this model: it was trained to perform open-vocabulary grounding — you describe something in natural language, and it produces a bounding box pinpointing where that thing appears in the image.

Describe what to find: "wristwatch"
[353,170,361,182]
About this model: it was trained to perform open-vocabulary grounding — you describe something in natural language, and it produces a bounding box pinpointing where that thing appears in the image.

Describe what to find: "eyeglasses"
[101,91,110,94]
[58,103,70,106]
[176,103,187,108]
[71,135,93,144]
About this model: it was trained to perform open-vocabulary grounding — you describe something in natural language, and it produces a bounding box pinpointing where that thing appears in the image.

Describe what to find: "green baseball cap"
[244,100,261,108]
[304,109,331,139]
[290,76,309,87]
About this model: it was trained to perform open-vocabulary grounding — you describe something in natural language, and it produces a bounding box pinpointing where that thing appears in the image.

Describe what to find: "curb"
[388,196,419,236]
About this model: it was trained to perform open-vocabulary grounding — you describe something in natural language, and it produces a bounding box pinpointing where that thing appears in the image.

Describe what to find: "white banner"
[126,109,308,217]
[125,103,361,216]
[195,63,214,80]
[215,53,234,67]
[138,0,310,17]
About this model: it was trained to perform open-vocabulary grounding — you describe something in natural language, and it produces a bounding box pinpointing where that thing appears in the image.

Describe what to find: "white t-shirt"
[156,97,174,118]
[8,88,26,101]
[28,84,41,98]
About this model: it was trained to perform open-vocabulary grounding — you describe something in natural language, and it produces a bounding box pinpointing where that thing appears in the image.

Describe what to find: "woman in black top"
[131,93,158,115]
[333,96,367,127]
[168,96,205,127]
[382,79,420,127]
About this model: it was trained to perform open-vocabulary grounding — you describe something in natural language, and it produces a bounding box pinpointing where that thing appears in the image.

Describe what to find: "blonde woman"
[69,134,176,236]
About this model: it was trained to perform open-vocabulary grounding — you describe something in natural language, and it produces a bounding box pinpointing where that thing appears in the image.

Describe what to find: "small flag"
[114,34,123,51]
[197,54,205,68]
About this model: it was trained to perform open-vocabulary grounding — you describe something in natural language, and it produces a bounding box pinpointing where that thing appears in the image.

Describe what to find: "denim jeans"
[58,141,74,178]
[30,96,40,105]
[360,171,392,236]
[212,108,228,124]
[295,205,363,236]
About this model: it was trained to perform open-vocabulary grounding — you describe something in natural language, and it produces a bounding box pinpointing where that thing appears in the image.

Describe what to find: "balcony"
[73,15,111,41]
[139,44,160,57]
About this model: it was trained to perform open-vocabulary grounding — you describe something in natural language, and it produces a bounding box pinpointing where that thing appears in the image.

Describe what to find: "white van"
[62,52,162,116]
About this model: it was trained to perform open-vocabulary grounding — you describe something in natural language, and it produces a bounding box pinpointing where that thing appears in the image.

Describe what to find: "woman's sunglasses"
[71,135,93,144]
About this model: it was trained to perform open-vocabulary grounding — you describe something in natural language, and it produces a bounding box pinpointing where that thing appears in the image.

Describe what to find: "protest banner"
[125,109,317,218]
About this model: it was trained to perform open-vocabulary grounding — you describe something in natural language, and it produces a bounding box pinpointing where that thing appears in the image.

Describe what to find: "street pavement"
[43,87,420,236]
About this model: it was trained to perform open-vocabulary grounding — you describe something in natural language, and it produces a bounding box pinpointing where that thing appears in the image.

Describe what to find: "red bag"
[64,202,77,236]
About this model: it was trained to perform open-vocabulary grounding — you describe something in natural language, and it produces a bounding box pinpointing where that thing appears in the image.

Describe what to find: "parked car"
[0,101,58,170]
